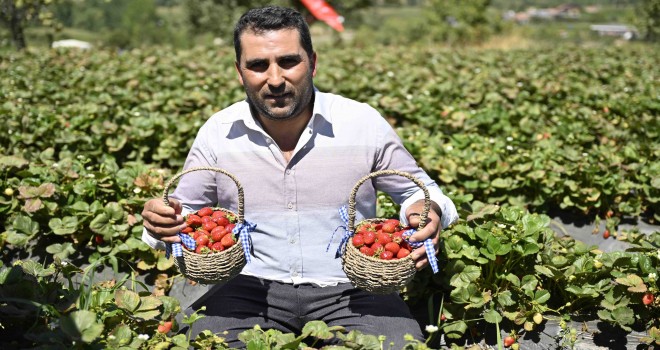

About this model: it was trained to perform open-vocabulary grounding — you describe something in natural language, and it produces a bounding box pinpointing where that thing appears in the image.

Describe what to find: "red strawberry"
[359,246,375,256]
[382,222,397,234]
[384,218,400,227]
[385,242,400,254]
[440,314,447,321]
[197,207,213,217]
[391,231,404,243]
[642,293,654,305]
[603,230,610,239]
[211,241,224,252]
[214,215,230,227]
[226,223,236,233]
[352,234,365,248]
[396,248,411,259]
[94,235,104,245]
[196,235,210,247]
[202,220,217,231]
[377,232,392,245]
[221,234,236,248]
[195,245,208,254]
[157,320,173,333]
[380,250,394,260]
[210,226,226,242]
[503,335,515,347]
[371,242,383,253]
[181,226,193,234]
[186,214,202,227]
[362,231,376,245]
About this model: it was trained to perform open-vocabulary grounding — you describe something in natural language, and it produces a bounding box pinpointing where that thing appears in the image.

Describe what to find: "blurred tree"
[184,0,372,44]
[0,0,60,49]
[637,0,659,41]
[425,0,501,44]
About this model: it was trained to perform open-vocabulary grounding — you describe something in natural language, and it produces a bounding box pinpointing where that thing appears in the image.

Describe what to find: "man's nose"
[266,64,285,87]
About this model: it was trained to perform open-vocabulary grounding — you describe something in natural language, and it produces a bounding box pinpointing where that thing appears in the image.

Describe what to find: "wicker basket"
[341,170,431,294]
[163,166,248,285]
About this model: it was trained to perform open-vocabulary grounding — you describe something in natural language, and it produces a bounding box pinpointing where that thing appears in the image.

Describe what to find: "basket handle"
[347,170,430,232]
[161,166,245,225]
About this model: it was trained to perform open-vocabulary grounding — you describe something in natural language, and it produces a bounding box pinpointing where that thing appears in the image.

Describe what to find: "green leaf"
[108,324,133,347]
[13,215,40,236]
[138,295,162,311]
[483,309,503,324]
[115,289,140,312]
[534,265,554,278]
[20,260,55,277]
[442,320,468,339]
[449,265,481,288]
[0,156,29,169]
[46,242,76,260]
[90,213,111,235]
[534,290,551,304]
[48,216,79,235]
[60,310,104,343]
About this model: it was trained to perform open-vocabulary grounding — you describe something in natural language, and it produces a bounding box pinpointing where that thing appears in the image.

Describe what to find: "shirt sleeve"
[366,105,459,228]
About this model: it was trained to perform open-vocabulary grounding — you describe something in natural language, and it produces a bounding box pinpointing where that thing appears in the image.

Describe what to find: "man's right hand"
[141,198,186,243]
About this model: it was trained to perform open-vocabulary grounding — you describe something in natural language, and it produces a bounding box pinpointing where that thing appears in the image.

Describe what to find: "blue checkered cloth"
[327,205,353,258]
[402,229,439,274]
[232,221,257,263]
[165,233,197,259]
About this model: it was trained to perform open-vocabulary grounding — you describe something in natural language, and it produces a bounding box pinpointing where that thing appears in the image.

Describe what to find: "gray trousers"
[184,275,424,348]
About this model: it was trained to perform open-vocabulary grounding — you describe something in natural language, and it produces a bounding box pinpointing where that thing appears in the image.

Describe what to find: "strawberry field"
[1,43,659,349]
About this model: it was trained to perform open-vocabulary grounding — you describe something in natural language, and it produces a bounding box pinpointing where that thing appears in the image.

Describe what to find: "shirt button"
[286,169,291,175]
[289,237,296,244]
[287,202,294,209]
[291,271,299,277]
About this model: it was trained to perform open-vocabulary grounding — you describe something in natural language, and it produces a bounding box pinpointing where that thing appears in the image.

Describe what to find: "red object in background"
[301,0,344,32]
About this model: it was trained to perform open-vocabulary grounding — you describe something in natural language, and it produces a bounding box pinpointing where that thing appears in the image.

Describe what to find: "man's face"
[235,28,317,122]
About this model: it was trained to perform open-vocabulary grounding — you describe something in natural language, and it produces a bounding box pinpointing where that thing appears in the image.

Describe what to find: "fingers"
[142,198,186,240]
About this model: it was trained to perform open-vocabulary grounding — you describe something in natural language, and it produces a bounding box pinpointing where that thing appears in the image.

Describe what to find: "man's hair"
[234,6,314,63]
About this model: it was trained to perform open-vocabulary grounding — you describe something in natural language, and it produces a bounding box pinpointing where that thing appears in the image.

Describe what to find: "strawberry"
[157,320,173,334]
[352,234,365,248]
[371,242,383,254]
[221,234,236,248]
[196,235,210,247]
[197,207,213,217]
[384,242,400,255]
[503,335,515,347]
[211,241,224,252]
[642,293,654,305]
[380,250,394,260]
[215,216,230,227]
[186,214,203,227]
[603,230,610,239]
[362,231,376,245]
[226,223,236,232]
[195,245,208,254]
[440,314,447,321]
[359,246,375,256]
[210,226,226,242]
[384,218,400,227]
[181,226,193,234]
[391,231,404,243]
[396,248,411,259]
[202,220,217,231]
[94,235,104,245]
[382,222,397,234]
[377,232,392,245]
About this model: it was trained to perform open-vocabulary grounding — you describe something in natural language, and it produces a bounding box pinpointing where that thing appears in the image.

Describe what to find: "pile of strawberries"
[181,207,237,254]
[352,219,413,260]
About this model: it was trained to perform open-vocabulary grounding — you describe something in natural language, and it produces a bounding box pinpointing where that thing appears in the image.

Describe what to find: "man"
[141,5,458,348]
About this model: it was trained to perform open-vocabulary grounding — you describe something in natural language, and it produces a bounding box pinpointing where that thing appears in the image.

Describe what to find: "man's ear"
[311,52,317,77]
[235,61,244,86]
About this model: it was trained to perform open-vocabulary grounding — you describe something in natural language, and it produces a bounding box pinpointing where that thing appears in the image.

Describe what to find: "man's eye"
[247,62,268,71]
[279,59,299,69]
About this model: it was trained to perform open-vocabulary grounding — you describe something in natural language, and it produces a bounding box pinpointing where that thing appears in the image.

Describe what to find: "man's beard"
[244,77,314,122]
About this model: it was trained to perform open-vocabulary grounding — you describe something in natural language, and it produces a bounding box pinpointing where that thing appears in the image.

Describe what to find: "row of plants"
[0,43,658,348]
[2,203,658,348]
